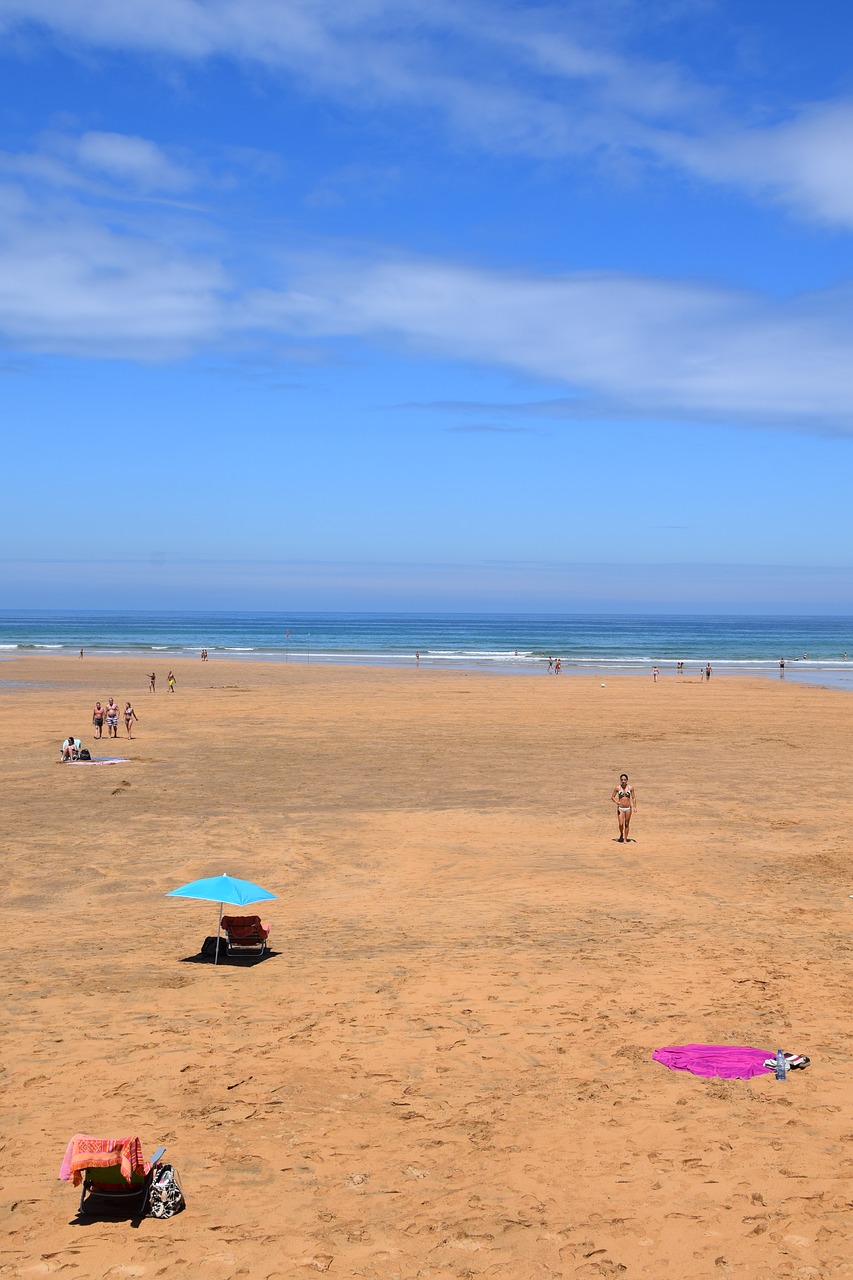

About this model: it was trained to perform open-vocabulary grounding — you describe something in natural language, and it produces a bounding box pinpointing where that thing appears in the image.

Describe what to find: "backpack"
[78,748,91,761]
[148,1164,185,1218]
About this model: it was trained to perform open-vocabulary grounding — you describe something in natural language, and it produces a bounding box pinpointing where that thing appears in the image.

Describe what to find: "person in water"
[610,773,637,842]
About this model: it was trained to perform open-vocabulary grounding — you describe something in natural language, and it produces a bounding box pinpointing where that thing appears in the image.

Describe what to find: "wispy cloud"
[2,141,853,428]
[3,0,853,225]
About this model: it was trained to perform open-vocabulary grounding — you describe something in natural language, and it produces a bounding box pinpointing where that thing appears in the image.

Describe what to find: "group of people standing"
[147,671,177,693]
[92,697,138,739]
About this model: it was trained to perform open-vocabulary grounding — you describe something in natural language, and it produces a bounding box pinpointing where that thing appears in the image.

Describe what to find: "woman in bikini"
[124,701,138,738]
[610,773,637,842]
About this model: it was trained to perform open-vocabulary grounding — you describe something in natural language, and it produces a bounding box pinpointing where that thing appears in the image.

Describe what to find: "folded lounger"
[220,914,271,957]
[59,1135,166,1217]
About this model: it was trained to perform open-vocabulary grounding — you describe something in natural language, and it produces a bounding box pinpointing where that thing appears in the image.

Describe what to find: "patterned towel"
[59,1135,149,1187]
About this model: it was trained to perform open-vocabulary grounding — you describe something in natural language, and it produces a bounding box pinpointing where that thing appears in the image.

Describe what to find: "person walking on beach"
[705,662,712,681]
[105,698,119,738]
[548,656,553,672]
[779,658,786,677]
[79,648,84,659]
[611,773,637,842]
[415,651,420,666]
[168,670,176,693]
[148,672,156,692]
[92,701,104,739]
[124,701,138,738]
[652,666,659,682]
[554,657,561,674]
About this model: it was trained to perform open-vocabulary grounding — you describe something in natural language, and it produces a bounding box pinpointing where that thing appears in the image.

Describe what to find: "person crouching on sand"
[611,773,637,842]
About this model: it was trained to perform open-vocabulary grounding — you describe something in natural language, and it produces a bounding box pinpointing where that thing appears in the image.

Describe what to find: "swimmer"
[610,773,637,842]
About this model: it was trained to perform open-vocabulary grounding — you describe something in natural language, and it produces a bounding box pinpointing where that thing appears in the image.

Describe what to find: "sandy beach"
[1,655,851,1279]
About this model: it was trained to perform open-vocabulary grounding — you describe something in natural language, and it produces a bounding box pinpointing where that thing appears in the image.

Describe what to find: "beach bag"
[148,1163,185,1218]
[78,748,91,761]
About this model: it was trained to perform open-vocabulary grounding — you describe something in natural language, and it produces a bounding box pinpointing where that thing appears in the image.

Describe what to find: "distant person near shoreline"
[779,658,786,677]
[705,663,712,681]
[611,774,637,842]
[168,671,176,693]
[652,666,659,682]
[148,672,156,692]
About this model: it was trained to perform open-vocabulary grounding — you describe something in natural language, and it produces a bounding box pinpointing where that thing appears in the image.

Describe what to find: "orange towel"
[221,915,270,941]
[59,1135,149,1187]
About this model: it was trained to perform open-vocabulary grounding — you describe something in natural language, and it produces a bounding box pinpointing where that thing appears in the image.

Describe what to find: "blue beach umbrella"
[167,873,277,965]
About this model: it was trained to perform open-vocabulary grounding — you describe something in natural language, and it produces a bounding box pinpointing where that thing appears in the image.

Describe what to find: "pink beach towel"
[652,1045,774,1080]
[59,1135,149,1187]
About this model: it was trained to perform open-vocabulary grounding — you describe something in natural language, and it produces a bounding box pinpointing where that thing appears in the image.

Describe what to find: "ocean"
[1,611,852,687]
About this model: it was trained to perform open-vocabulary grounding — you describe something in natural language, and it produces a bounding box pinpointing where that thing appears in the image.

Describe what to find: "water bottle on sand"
[775,1049,788,1081]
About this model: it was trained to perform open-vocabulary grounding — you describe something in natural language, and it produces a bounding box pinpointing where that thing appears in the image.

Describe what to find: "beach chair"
[59,1135,166,1218]
[220,914,270,958]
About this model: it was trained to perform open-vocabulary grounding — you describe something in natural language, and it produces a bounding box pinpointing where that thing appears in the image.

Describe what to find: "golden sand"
[1,656,851,1279]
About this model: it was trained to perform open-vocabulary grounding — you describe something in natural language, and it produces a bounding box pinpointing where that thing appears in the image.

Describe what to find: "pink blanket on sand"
[652,1045,774,1080]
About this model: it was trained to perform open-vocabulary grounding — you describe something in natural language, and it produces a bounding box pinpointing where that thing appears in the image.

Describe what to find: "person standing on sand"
[705,662,712,681]
[79,648,84,659]
[105,698,119,738]
[554,657,561,674]
[415,651,420,666]
[148,672,156,692]
[124,702,138,738]
[168,670,176,693]
[92,701,104,738]
[548,656,553,672]
[779,658,786,677]
[652,666,659,682]
[611,773,637,842]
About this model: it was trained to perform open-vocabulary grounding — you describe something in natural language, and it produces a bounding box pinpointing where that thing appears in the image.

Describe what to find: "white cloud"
[4,0,853,224]
[0,182,228,357]
[244,257,853,429]
[2,150,852,430]
[76,132,193,192]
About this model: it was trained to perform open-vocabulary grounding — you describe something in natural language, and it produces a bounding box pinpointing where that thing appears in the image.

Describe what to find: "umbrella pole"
[214,901,223,965]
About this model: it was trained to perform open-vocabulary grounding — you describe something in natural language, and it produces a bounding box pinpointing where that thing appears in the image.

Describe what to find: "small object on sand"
[600,683,606,687]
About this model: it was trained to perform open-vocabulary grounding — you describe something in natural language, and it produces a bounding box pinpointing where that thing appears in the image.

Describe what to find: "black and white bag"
[148,1163,186,1218]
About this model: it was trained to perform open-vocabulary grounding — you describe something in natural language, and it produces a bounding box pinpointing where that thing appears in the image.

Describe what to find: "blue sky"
[1,0,852,611]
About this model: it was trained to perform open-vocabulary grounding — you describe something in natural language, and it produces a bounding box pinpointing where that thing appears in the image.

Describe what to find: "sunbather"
[61,735,79,761]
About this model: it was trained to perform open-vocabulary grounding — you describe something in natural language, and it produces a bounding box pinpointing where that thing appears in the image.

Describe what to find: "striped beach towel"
[59,1135,149,1187]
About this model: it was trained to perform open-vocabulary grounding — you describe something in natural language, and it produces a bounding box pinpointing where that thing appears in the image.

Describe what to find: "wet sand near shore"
[1,656,851,1279]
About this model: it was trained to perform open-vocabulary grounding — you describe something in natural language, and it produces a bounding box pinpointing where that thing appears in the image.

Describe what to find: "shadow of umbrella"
[167,873,277,965]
